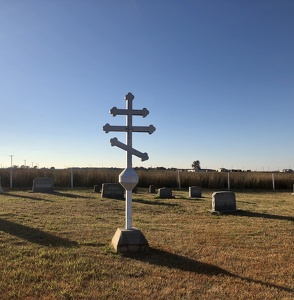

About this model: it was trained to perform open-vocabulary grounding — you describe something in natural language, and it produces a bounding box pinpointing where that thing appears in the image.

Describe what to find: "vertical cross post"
[123,92,137,229]
[126,92,133,169]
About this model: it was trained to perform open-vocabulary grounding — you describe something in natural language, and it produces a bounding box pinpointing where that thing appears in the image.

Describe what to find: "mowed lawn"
[0,189,293,300]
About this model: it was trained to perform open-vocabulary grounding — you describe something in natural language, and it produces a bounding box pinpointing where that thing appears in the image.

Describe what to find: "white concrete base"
[112,228,149,254]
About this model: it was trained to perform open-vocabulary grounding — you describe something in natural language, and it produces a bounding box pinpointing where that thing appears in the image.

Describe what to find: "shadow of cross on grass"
[237,210,294,222]
[0,218,78,247]
[126,248,294,294]
[2,192,53,202]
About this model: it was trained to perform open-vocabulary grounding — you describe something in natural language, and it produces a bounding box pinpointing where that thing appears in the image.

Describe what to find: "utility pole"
[10,155,13,189]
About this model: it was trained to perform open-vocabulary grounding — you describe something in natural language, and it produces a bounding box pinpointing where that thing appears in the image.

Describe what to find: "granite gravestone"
[211,191,236,213]
[0,176,3,193]
[158,187,172,199]
[189,186,202,198]
[149,185,156,193]
[101,183,124,199]
[93,185,100,193]
[32,177,54,193]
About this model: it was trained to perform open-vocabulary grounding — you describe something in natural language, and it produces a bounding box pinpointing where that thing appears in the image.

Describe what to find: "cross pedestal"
[112,227,149,253]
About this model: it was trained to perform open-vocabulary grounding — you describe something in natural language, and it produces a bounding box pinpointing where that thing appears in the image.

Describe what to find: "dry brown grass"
[1,168,294,189]
[0,189,293,299]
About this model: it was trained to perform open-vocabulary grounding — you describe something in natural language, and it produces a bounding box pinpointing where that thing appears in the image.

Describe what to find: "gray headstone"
[101,183,124,199]
[32,177,54,193]
[158,187,172,199]
[212,191,236,212]
[189,186,202,198]
[149,185,156,193]
[93,185,100,193]
[0,176,3,193]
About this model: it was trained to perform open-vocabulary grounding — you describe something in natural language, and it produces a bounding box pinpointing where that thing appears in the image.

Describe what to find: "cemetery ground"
[0,189,293,300]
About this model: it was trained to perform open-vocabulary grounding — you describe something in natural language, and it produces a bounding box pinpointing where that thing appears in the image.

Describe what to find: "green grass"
[0,189,293,299]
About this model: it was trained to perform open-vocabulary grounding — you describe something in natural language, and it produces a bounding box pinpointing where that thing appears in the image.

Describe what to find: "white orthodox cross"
[103,92,156,229]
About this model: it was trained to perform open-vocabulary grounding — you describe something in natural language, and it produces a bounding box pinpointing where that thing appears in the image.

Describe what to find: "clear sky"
[0,1,293,171]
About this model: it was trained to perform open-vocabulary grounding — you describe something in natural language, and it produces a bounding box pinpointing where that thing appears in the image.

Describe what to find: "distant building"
[218,168,229,172]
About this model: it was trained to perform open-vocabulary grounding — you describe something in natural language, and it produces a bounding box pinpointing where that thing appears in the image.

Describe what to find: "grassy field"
[0,188,293,299]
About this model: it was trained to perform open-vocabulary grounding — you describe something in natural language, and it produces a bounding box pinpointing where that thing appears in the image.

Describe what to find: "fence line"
[0,168,293,190]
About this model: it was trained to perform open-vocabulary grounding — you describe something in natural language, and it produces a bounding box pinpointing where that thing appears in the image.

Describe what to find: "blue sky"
[0,1,293,171]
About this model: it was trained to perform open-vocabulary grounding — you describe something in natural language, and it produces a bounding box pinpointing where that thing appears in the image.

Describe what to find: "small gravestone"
[211,191,236,213]
[132,185,138,193]
[189,186,202,198]
[93,185,100,193]
[32,177,54,193]
[0,176,3,193]
[101,183,124,199]
[149,185,156,193]
[158,187,172,199]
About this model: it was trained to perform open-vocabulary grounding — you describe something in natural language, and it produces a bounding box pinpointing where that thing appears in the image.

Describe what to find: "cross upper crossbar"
[110,107,149,118]
[103,123,155,134]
